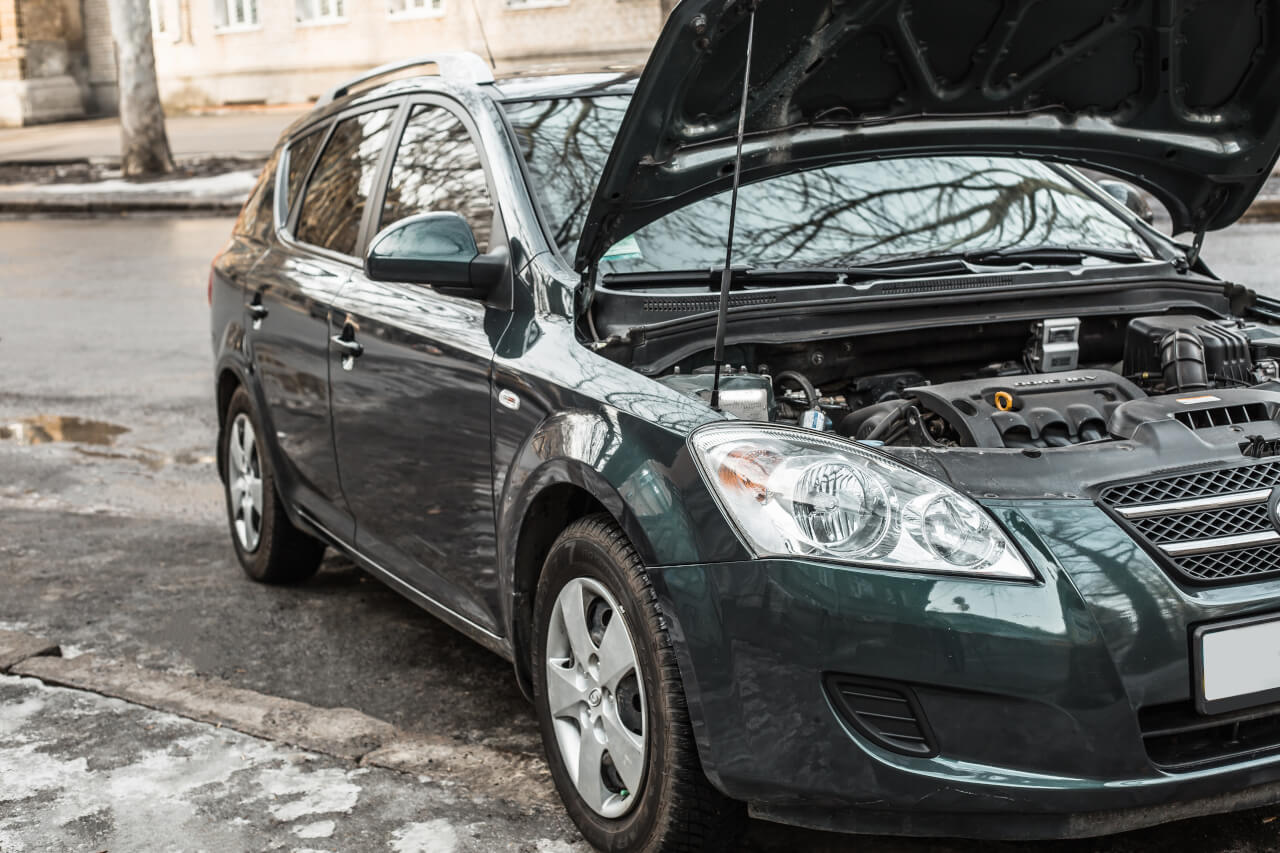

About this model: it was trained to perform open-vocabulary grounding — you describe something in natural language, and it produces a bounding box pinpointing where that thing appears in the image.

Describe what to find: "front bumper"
[652,501,1280,839]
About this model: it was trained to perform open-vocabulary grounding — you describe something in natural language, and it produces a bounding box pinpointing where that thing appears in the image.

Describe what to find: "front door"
[329,101,507,635]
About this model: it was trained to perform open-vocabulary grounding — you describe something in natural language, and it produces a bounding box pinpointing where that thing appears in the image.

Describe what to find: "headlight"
[690,424,1035,581]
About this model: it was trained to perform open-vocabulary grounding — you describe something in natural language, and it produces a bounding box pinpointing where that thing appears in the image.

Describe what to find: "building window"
[213,0,259,30]
[297,0,346,23]
[388,0,444,19]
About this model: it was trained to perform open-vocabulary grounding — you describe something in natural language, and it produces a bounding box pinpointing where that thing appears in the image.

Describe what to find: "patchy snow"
[293,819,336,839]
[535,841,592,853]
[256,763,363,822]
[9,170,257,198]
[390,819,459,853]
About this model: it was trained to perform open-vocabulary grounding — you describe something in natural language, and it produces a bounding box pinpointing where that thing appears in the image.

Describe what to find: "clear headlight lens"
[690,424,1035,580]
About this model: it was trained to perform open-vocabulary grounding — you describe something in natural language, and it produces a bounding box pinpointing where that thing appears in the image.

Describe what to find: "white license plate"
[1195,614,1280,715]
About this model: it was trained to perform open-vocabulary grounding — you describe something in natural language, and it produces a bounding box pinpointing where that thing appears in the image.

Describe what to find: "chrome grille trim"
[1115,488,1274,519]
[1160,531,1280,557]
[1099,463,1280,585]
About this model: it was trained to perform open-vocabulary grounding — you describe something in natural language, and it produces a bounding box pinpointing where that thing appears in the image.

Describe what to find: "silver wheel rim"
[227,413,264,553]
[545,577,648,818]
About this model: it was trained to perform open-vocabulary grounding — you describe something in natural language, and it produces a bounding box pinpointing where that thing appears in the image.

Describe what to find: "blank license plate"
[1195,614,1280,715]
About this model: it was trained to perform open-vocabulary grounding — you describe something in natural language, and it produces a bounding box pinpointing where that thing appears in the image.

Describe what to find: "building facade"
[0,0,663,125]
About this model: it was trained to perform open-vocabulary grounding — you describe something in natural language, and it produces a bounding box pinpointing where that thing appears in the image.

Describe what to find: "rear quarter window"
[233,146,281,244]
[281,129,324,227]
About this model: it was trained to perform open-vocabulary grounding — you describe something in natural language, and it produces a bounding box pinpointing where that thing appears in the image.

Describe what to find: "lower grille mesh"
[1140,701,1280,771]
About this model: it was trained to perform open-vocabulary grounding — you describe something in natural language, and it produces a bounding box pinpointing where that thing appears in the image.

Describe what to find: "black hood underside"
[577,0,1280,270]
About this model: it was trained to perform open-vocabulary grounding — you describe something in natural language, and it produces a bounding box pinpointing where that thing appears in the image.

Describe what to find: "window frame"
[150,0,179,40]
[212,0,261,33]
[504,0,570,10]
[387,0,445,20]
[281,97,408,266]
[365,94,508,272]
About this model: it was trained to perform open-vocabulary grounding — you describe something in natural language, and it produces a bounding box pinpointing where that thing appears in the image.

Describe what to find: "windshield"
[503,95,1153,273]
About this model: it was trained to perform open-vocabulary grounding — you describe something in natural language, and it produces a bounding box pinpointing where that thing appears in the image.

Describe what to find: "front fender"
[493,404,751,656]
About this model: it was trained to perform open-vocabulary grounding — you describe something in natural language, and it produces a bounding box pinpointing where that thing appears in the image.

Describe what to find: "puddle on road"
[0,415,129,447]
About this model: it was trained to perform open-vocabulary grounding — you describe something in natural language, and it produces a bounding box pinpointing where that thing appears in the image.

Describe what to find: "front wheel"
[532,515,743,853]
[220,387,325,584]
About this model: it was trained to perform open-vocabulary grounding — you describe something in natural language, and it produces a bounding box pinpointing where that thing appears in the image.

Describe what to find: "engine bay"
[656,314,1280,449]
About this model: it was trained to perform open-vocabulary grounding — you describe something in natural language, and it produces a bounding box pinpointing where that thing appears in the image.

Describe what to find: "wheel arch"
[215,365,247,483]
[503,461,660,699]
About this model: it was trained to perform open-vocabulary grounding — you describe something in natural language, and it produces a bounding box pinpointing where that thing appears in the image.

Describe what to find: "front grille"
[1140,700,1280,771]
[1103,462,1280,507]
[1132,502,1271,544]
[1177,544,1280,582]
[1099,463,1280,585]
[826,677,937,757]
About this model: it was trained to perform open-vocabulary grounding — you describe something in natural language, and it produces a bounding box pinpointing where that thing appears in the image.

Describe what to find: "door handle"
[331,335,364,358]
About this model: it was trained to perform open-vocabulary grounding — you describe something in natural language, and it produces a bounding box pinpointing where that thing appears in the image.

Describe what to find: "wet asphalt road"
[2,215,1280,852]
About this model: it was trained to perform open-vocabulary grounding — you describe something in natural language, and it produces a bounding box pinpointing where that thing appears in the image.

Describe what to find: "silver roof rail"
[316,52,495,106]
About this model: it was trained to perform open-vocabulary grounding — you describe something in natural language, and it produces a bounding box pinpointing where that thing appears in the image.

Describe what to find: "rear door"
[243,103,401,539]
[328,100,508,636]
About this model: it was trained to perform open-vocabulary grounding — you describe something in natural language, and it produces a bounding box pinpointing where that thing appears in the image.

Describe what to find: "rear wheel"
[221,387,324,584]
[532,515,743,853]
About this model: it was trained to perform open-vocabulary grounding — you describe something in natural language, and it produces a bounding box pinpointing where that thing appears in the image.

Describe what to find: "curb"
[0,629,557,809]
[1242,197,1280,224]
[0,197,243,215]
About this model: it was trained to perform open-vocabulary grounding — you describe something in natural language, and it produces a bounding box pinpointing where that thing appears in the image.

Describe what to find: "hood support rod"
[709,6,757,412]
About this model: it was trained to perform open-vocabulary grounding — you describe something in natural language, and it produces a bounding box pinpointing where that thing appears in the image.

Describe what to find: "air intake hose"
[1160,329,1208,393]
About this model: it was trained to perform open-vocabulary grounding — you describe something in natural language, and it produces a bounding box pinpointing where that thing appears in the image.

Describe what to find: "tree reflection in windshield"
[503,95,1151,271]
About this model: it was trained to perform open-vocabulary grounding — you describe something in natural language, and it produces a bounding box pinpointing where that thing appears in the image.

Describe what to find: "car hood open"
[574,0,1280,271]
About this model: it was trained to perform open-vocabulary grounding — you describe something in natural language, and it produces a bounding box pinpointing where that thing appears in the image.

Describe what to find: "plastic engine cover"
[910,370,1145,448]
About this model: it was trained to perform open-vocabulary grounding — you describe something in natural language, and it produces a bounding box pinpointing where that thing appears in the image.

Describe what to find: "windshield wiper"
[601,257,978,290]
[960,244,1148,266]
[599,246,1150,291]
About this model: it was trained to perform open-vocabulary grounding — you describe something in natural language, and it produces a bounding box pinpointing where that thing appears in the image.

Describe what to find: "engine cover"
[910,370,1145,448]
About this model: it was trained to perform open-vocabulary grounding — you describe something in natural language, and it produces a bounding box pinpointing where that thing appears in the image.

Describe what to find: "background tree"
[106,0,174,177]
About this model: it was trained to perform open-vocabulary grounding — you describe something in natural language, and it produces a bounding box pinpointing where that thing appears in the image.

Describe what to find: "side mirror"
[364,212,507,299]
[1097,179,1155,225]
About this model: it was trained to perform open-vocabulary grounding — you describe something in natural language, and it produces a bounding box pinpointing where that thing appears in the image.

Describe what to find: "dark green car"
[210,1,1280,850]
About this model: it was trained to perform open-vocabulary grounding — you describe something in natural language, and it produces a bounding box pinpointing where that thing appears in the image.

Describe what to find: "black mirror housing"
[365,212,507,298]
[1098,179,1156,225]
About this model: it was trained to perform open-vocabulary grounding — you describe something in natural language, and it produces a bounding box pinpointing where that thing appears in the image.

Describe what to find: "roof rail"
[316,52,495,106]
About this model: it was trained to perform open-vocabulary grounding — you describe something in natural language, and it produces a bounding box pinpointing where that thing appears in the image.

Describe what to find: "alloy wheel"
[227,413,264,553]
[544,576,648,818]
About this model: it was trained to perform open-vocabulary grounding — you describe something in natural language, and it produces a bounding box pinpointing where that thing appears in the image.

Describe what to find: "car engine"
[657,315,1280,449]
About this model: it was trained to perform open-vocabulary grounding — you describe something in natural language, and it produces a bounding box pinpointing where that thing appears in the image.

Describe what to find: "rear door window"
[295,107,398,256]
[378,104,493,252]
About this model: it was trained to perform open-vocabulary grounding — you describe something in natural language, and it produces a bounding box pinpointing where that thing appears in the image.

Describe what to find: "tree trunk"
[107,0,174,177]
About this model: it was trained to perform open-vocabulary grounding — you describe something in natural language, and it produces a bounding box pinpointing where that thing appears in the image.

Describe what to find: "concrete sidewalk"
[0,675,587,853]
[0,109,307,164]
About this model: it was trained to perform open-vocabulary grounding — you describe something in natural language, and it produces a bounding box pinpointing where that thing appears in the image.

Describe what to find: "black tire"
[220,386,325,584]
[532,514,744,853]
